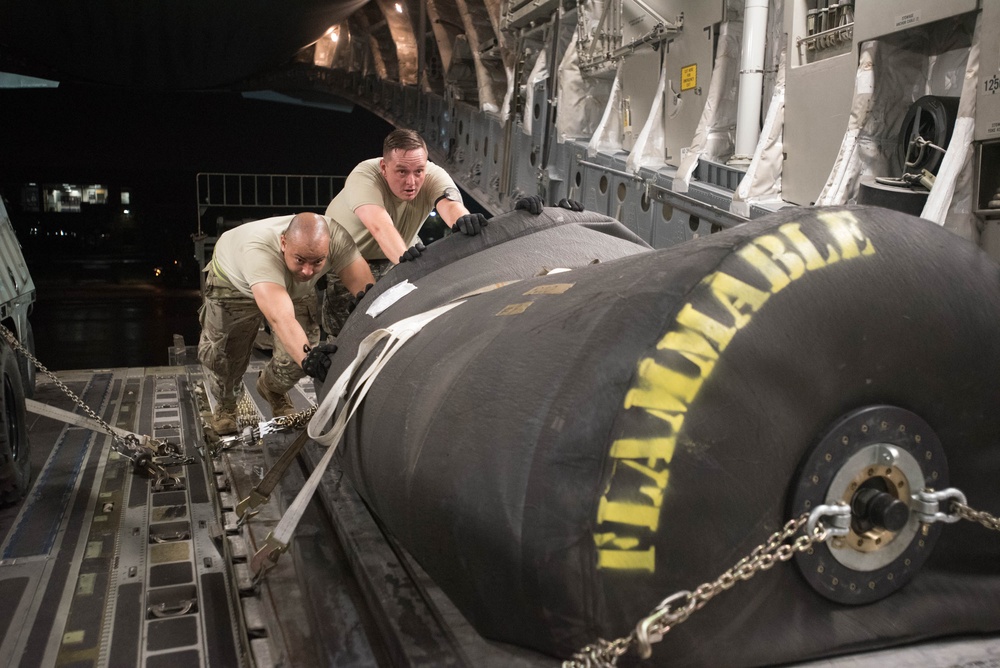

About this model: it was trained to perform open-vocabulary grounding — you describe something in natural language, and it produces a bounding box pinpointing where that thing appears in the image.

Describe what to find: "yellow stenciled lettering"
[645,409,685,436]
[622,459,670,488]
[638,484,665,508]
[596,213,879,571]
[674,303,737,351]
[819,210,875,260]
[737,242,793,293]
[610,437,676,466]
[624,358,702,413]
[597,546,656,571]
[709,272,770,328]
[597,496,661,531]
[658,325,720,361]
[778,223,828,270]
[749,234,808,284]
[594,532,640,550]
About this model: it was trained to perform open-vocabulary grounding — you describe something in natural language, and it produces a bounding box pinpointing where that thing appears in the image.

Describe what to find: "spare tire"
[897,95,959,175]
[0,340,30,505]
[319,205,1000,666]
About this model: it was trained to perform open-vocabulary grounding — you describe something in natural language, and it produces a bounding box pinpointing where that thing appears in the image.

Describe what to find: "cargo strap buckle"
[250,531,288,584]
[234,488,269,527]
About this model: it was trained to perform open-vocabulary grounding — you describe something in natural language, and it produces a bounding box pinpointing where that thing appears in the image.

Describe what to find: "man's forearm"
[357,204,408,263]
[270,318,311,367]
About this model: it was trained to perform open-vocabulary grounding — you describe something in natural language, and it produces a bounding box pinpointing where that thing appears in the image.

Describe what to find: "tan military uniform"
[325,158,459,261]
[197,214,360,411]
[321,158,461,335]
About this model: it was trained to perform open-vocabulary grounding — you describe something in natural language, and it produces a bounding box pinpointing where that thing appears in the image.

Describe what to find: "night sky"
[0,83,395,368]
[0,82,393,240]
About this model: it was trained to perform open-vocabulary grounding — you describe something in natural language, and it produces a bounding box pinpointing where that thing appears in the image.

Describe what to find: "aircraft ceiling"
[0,0,370,89]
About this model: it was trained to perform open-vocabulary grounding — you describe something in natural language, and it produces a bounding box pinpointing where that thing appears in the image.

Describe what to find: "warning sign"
[681,64,697,91]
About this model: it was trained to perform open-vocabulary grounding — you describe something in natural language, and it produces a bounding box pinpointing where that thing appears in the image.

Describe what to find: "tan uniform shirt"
[212,214,360,299]
[325,158,461,260]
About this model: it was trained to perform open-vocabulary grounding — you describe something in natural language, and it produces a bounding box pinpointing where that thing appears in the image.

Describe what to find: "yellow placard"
[680,64,697,91]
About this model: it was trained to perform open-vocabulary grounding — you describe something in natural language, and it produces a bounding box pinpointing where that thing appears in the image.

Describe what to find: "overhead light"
[331,32,338,42]
[395,3,403,12]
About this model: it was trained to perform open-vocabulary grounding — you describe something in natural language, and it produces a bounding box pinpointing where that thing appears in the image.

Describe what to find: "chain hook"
[635,590,692,658]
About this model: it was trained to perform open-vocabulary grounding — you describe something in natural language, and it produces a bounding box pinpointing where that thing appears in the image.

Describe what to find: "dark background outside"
[0,84,398,370]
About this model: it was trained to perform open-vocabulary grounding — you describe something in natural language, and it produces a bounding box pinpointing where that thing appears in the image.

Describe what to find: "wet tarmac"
[29,278,203,371]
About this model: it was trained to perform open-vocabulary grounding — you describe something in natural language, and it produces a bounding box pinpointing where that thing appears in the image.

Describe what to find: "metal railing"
[196,172,348,214]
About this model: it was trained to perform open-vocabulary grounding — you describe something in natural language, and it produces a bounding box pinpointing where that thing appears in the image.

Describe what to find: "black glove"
[347,283,374,313]
[514,195,544,215]
[399,242,426,263]
[302,342,338,383]
[454,213,489,236]
[557,198,584,212]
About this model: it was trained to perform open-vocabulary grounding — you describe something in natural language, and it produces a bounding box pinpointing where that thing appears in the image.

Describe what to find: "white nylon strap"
[272,302,464,546]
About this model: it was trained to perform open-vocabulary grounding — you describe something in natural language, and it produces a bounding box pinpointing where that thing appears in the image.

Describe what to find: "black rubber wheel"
[17,319,36,399]
[0,341,30,505]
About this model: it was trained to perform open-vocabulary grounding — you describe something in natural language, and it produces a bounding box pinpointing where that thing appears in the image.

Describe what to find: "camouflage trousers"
[320,259,393,339]
[197,271,320,409]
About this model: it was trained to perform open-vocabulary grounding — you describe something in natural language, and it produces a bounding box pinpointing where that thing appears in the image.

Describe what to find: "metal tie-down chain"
[215,406,317,453]
[0,324,192,486]
[564,491,1000,668]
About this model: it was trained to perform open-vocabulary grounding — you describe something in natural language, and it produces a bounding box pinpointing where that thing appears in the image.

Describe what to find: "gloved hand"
[514,195,544,215]
[454,213,489,236]
[557,198,584,212]
[347,283,374,313]
[399,242,426,263]
[302,342,338,383]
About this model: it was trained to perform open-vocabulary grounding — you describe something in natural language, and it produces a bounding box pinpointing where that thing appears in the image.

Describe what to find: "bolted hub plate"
[790,405,948,604]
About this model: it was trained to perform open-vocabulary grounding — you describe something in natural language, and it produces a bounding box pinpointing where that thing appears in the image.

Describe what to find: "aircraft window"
[599,175,608,194]
[617,182,626,202]
[689,215,701,232]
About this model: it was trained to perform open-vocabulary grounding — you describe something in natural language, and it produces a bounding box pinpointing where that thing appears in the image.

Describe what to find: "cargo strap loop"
[249,301,464,581]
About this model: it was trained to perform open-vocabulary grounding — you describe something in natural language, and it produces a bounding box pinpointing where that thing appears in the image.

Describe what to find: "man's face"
[380,148,428,201]
[281,235,328,282]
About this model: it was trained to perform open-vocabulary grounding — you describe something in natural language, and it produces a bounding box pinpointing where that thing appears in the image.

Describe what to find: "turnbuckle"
[217,424,262,451]
[216,415,295,451]
[912,488,967,524]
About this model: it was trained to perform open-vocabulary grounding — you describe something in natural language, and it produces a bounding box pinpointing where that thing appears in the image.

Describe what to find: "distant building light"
[123,208,130,215]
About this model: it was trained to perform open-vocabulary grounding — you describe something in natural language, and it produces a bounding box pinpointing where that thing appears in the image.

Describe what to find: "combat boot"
[256,373,296,418]
[211,404,238,435]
